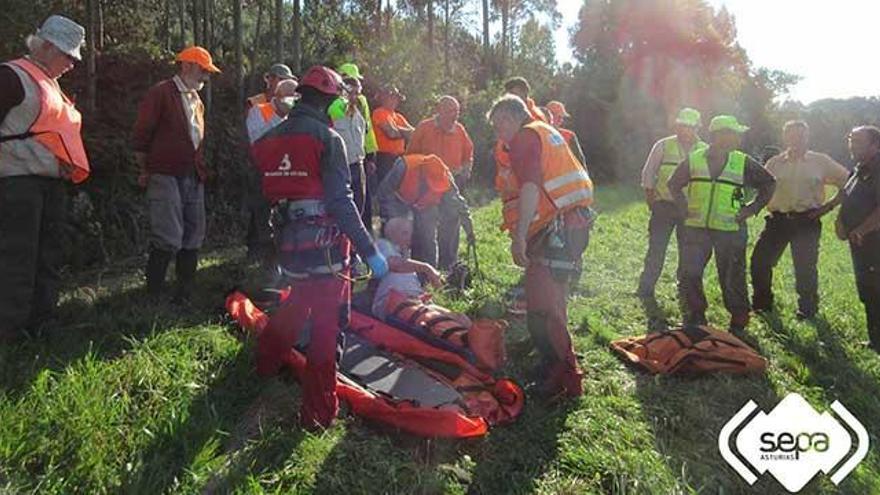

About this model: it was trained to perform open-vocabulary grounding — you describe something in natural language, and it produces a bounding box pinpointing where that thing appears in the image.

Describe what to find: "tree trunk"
[162,0,171,50]
[191,0,202,45]
[203,0,213,113]
[291,0,302,73]
[178,0,186,47]
[204,0,212,51]
[250,0,265,93]
[426,0,434,52]
[274,0,283,62]
[443,0,450,76]
[234,0,244,117]
[375,0,383,40]
[500,0,509,77]
[482,0,489,55]
[97,0,105,51]
[85,0,98,114]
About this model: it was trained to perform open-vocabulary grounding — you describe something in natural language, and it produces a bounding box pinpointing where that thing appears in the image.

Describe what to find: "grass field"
[1,184,879,494]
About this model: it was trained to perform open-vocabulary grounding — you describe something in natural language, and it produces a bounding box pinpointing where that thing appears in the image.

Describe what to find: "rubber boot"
[146,248,174,298]
[539,362,584,400]
[174,249,198,304]
[527,311,558,369]
[729,312,750,338]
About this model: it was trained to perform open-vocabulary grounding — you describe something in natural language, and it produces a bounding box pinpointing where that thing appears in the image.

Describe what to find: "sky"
[554,0,880,104]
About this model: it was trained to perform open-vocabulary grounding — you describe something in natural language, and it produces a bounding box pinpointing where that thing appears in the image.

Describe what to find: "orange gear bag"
[610,325,768,375]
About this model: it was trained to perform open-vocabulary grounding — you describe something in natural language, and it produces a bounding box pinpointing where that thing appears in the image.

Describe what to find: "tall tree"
[233,0,244,116]
[291,0,302,73]
[85,0,98,114]
[274,0,283,61]
[178,0,187,47]
[482,0,489,56]
[443,0,450,75]
[249,0,266,92]
[427,0,435,51]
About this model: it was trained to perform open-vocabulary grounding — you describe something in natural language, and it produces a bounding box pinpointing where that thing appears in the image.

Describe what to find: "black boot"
[174,249,199,304]
[146,248,174,298]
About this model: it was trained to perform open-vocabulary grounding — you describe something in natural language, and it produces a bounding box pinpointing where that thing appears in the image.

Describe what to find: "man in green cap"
[637,107,707,298]
[667,115,776,334]
[327,62,378,228]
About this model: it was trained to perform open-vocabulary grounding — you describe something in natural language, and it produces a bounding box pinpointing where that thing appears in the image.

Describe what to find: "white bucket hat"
[36,15,85,61]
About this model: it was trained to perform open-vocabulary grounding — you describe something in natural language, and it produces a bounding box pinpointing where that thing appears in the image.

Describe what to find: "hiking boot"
[146,248,173,298]
[537,363,583,401]
[173,249,199,304]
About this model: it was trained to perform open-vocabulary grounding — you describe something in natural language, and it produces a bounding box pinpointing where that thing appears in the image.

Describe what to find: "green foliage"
[568,0,804,180]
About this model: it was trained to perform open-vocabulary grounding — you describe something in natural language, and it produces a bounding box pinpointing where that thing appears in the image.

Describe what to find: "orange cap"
[176,46,221,73]
[546,100,570,118]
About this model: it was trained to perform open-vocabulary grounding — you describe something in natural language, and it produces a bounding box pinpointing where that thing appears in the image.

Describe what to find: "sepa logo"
[719,393,869,492]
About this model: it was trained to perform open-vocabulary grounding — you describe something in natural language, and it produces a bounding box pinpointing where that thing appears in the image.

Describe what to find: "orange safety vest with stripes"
[496,121,594,239]
[397,154,452,210]
[3,58,90,183]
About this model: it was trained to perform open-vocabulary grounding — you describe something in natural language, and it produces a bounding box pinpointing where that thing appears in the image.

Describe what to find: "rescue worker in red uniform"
[488,95,595,399]
[250,66,388,429]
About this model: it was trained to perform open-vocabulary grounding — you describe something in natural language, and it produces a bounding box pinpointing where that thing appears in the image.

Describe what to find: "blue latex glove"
[366,252,389,279]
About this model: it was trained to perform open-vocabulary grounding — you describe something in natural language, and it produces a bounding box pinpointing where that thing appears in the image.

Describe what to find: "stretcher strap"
[406,307,431,326]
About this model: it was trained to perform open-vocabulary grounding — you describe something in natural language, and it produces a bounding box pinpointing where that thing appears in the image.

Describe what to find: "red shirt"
[508,125,542,186]
[132,79,206,179]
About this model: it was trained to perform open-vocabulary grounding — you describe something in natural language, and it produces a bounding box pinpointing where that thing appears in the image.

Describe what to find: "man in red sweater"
[132,46,220,303]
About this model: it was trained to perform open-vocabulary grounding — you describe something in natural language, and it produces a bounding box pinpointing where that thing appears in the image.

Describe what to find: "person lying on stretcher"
[372,217,467,323]
[370,215,506,371]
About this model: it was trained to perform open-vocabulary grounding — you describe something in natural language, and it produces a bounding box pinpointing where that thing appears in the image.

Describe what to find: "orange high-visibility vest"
[246,92,268,109]
[493,140,511,194]
[497,121,593,239]
[257,101,275,123]
[5,58,90,183]
[398,154,452,210]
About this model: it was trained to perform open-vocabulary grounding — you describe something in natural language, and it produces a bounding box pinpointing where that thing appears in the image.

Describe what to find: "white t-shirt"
[372,238,423,318]
[333,108,367,164]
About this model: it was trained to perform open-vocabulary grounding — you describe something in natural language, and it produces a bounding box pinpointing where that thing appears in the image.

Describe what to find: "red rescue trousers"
[256,274,351,428]
[524,208,591,395]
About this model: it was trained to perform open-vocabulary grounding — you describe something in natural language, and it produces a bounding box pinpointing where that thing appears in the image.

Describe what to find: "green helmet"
[337,63,363,80]
[675,107,702,127]
[709,115,749,134]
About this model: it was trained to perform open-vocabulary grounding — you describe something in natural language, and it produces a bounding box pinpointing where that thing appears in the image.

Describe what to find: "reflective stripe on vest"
[655,136,706,202]
[4,58,90,183]
[398,154,451,210]
[498,121,594,239]
[685,148,746,231]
